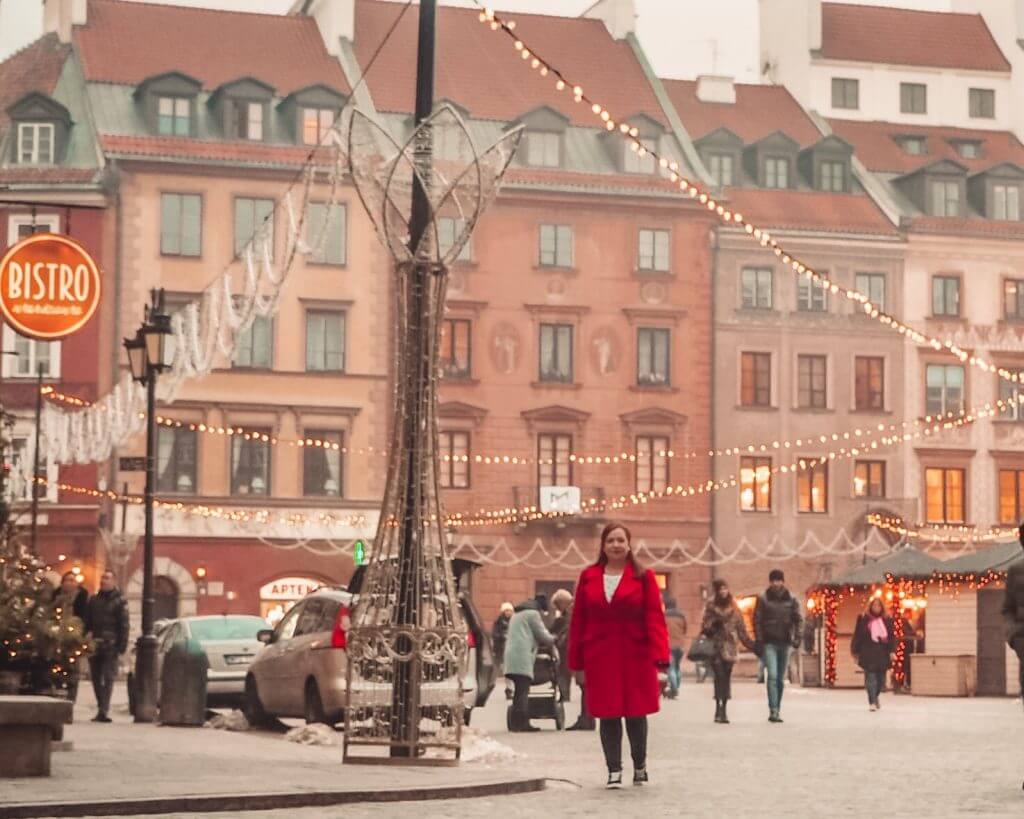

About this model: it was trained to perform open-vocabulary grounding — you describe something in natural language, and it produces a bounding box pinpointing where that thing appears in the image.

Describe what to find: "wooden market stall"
[925,541,1022,697]
[809,546,944,689]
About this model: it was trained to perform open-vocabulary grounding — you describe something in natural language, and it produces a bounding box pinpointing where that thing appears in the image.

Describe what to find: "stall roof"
[830,546,945,586]
[935,542,1024,576]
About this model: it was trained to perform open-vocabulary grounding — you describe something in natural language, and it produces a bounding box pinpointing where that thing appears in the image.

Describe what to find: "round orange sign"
[0,233,102,341]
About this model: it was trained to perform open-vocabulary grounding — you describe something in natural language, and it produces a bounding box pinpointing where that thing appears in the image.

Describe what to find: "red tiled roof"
[0,167,99,184]
[821,3,1009,72]
[76,0,349,95]
[100,134,339,167]
[828,118,1024,174]
[0,33,71,129]
[506,167,687,195]
[724,188,897,236]
[353,0,666,128]
[661,79,821,146]
[910,216,1024,240]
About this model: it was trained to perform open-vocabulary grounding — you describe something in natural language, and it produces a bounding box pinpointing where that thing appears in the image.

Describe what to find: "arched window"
[154,575,180,621]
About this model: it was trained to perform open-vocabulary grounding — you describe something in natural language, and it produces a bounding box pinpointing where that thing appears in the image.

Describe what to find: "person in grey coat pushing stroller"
[504,599,556,732]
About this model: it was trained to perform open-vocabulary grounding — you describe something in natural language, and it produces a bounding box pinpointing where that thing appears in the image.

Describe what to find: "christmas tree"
[0,519,89,692]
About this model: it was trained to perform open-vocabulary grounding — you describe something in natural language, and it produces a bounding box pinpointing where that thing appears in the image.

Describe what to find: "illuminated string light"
[472,4,1024,388]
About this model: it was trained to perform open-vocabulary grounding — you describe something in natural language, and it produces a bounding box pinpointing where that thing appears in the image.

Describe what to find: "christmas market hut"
[925,541,1023,697]
[808,545,944,689]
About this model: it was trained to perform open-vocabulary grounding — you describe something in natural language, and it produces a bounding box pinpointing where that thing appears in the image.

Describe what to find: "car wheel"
[554,701,565,731]
[243,675,272,728]
[304,679,329,725]
[463,706,472,727]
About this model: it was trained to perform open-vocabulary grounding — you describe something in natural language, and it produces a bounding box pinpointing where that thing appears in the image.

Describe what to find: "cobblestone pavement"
[92,679,1023,819]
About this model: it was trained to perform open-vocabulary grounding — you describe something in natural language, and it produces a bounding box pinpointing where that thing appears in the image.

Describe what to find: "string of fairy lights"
[472,4,1024,394]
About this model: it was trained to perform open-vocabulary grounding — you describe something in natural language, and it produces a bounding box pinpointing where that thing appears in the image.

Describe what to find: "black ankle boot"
[720,701,730,724]
[714,700,723,723]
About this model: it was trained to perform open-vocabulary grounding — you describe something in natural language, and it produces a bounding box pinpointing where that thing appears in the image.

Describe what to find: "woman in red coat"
[568,521,669,789]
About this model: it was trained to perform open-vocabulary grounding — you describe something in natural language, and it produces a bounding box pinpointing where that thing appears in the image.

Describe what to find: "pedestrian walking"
[503,598,555,732]
[492,601,514,677]
[84,570,129,723]
[851,597,895,711]
[753,568,803,723]
[550,589,574,703]
[664,597,687,699]
[51,571,89,704]
[700,579,754,724]
[567,522,669,789]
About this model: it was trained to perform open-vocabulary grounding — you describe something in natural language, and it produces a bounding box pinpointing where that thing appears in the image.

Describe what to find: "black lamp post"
[123,288,172,724]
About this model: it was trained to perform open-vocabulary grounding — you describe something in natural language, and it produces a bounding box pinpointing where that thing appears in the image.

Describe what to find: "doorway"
[154,575,180,622]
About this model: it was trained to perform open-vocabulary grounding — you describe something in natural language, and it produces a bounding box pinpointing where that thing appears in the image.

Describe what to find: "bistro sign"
[0,233,102,340]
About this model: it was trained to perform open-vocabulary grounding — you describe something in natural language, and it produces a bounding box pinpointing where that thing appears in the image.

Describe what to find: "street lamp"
[123,288,173,724]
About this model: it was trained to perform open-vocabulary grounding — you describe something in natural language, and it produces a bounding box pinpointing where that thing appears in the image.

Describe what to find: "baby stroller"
[506,648,565,730]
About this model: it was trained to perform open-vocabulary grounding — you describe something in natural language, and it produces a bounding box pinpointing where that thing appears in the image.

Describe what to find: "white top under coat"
[603,572,622,603]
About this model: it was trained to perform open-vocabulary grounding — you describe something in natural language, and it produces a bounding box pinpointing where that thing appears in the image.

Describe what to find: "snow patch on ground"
[460,727,517,765]
[285,723,338,746]
[205,710,250,731]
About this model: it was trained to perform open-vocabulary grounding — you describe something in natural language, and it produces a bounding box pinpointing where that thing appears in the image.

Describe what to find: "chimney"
[808,0,822,52]
[696,75,736,104]
[43,0,87,44]
[582,0,636,41]
[293,0,354,56]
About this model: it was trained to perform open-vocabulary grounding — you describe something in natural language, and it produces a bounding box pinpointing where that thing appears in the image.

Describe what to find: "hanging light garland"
[472,4,1024,391]
[868,513,1017,544]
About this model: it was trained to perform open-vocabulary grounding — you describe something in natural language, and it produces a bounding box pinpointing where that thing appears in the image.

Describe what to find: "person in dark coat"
[701,579,754,724]
[491,602,514,677]
[664,597,687,700]
[851,597,895,711]
[753,568,803,723]
[1003,526,1024,705]
[51,571,89,703]
[84,570,130,723]
[503,599,555,732]
[568,522,669,789]
[549,589,574,702]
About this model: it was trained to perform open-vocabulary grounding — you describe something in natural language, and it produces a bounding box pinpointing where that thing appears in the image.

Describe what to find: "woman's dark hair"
[867,597,886,616]
[595,521,642,573]
[60,571,77,583]
[711,579,732,601]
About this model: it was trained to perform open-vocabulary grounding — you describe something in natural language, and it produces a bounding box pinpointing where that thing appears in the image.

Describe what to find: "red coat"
[567,562,669,719]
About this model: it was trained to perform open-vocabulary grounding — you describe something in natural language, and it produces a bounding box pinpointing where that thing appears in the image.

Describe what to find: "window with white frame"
[305,202,346,265]
[539,224,572,267]
[2,325,60,379]
[994,184,1021,221]
[17,123,55,165]
[438,217,472,262]
[637,229,670,273]
[764,157,789,188]
[855,272,886,310]
[525,131,560,167]
[624,138,657,174]
[636,435,669,493]
[302,108,336,146]
[302,429,343,496]
[8,426,58,503]
[157,97,191,137]
[707,153,734,186]
[796,277,828,312]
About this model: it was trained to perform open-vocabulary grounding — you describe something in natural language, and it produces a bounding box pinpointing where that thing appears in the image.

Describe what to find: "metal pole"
[30,364,42,553]
[133,365,158,723]
[391,0,436,759]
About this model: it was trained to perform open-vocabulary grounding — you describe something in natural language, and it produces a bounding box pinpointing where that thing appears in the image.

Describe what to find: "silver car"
[129,614,267,713]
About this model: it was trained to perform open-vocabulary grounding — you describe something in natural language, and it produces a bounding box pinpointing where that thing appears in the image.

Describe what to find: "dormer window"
[994,184,1021,220]
[17,123,54,165]
[899,136,926,156]
[708,154,734,186]
[819,160,845,192]
[525,131,560,167]
[209,78,275,143]
[232,101,263,141]
[624,138,657,174]
[302,108,335,145]
[764,157,789,189]
[930,180,961,217]
[158,97,191,137]
[953,140,981,160]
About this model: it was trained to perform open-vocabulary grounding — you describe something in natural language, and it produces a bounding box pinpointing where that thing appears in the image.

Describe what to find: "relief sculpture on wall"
[491,322,521,374]
[590,326,620,377]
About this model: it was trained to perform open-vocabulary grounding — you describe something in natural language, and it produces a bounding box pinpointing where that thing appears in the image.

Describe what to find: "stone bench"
[0,695,73,777]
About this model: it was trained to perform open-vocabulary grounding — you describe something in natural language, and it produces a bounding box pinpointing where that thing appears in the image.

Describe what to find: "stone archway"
[126,557,198,635]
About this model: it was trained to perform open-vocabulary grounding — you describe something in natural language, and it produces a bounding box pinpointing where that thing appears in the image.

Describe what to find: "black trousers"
[507,674,531,728]
[710,657,734,702]
[88,649,118,716]
[599,716,647,772]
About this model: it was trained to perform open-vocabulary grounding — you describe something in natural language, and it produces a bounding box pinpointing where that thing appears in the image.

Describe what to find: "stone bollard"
[158,639,209,726]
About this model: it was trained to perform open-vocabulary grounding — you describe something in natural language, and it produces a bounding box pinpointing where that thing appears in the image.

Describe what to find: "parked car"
[128,614,267,714]
[243,558,495,727]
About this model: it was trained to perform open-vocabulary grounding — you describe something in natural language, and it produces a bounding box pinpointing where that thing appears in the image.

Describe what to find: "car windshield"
[188,617,267,641]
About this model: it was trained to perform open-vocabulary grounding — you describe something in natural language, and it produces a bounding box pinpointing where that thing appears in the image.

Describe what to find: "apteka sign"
[0,233,101,341]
